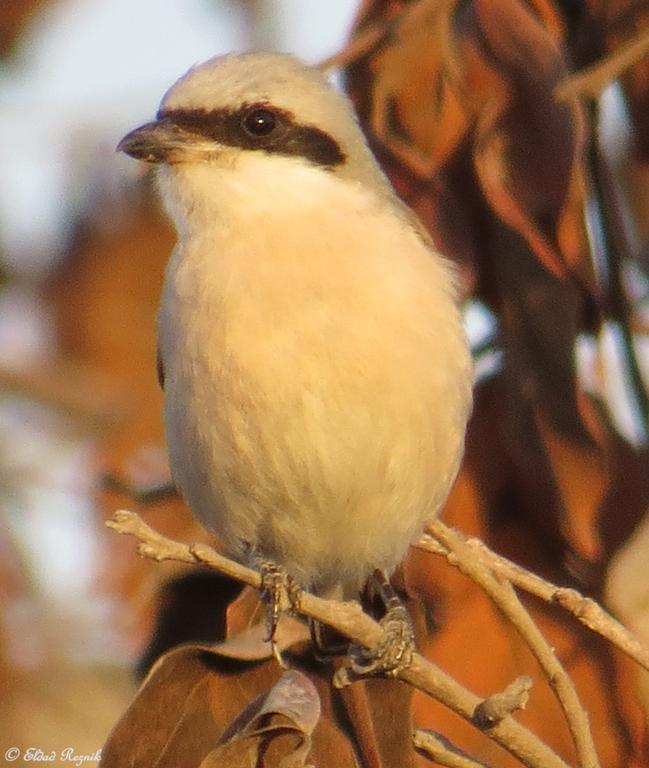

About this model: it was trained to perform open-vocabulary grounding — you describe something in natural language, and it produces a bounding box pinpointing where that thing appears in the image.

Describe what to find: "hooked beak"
[117,118,212,164]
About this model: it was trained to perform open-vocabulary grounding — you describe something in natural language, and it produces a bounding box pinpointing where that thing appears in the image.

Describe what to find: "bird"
[118,52,473,663]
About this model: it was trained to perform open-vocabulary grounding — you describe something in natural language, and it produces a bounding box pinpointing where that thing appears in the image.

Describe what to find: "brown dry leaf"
[533,410,608,565]
[597,437,649,561]
[480,241,613,572]
[535,394,649,575]
[99,644,275,768]
[466,0,587,282]
[485,226,595,435]
[367,0,471,178]
[347,0,593,285]
[99,642,362,768]
[200,670,319,768]
[134,570,244,679]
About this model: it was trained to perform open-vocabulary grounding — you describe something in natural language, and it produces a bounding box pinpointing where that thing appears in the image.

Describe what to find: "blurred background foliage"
[0,1,648,765]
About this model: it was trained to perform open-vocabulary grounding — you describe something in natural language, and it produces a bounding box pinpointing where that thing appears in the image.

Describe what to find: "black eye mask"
[156,102,347,169]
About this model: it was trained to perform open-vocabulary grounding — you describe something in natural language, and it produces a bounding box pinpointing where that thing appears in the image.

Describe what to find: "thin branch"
[102,472,177,504]
[0,363,122,430]
[424,522,600,768]
[473,676,533,728]
[107,510,570,768]
[555,25,649,101]
[318,0,446,72]
[414,730,493,767]
[318,17,393,71]
[416,532,649,672]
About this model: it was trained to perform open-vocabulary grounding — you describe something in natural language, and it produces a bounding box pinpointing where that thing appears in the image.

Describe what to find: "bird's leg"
[309,617,349,661]
[348,569,415,677]
[254,558,303,666]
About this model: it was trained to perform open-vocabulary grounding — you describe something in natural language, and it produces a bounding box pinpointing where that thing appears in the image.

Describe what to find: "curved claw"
[259,561,303,643]
[349,602,415,678]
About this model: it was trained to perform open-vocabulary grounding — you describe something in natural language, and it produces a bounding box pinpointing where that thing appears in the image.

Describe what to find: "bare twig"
[417,531,649,672]
[414,730,492,767]
[102,472,177,503]
[318,0,447,72]
[0,362,123,430]
[107,510,570,768]
[473,676,533,728]
[556,26,649,101]
[424,521,601,768]
[318,17,392,71]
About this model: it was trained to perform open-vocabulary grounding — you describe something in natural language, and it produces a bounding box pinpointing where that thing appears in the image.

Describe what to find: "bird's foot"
[348,601,415,678]
[258,561,303,660]
[338,570,415,682]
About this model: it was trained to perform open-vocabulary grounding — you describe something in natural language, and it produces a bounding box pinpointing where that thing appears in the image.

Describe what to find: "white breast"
[157,154,472,596]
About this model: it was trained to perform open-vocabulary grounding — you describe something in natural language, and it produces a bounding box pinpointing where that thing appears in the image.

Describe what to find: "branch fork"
[108,510,649,768]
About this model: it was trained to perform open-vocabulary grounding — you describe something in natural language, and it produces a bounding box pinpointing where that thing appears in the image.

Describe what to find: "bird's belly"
[163,316,467,594]
[159,217,471,594]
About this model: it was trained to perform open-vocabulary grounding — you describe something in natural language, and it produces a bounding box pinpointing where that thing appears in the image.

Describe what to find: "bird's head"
[117,52,390,195]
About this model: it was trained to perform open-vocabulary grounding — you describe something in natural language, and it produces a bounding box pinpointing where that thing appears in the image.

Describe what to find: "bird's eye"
[242,107,278,137]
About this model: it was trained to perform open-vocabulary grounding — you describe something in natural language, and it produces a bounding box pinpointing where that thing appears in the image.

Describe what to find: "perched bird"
[118,53,472,621]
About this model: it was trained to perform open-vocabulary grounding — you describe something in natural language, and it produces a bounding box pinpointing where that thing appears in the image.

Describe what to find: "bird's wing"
[157,347,165,390]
